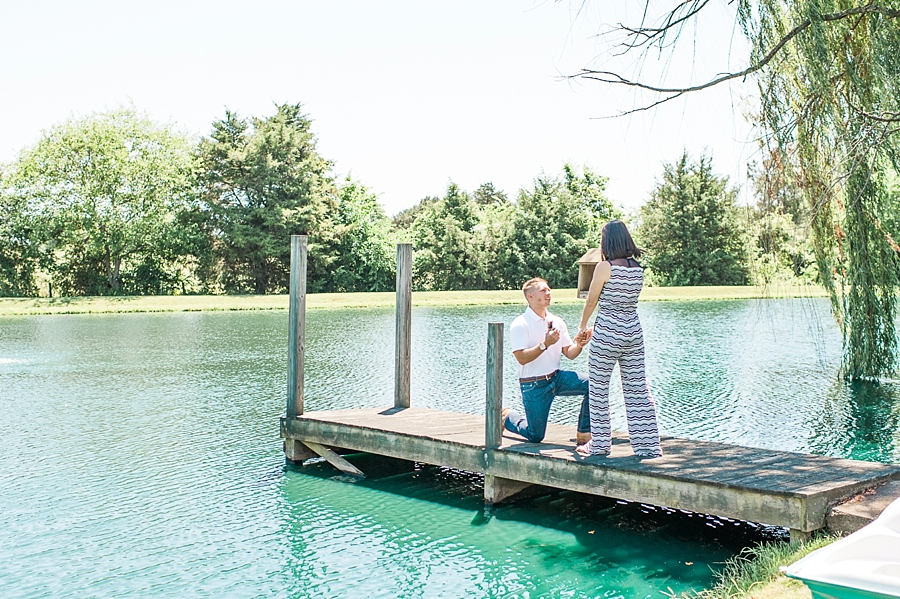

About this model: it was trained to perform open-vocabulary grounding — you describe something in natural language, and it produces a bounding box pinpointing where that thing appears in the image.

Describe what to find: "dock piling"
[484,475,534,504]
[287,234,307,419]
[789,529,812,544]
[395,243,412,409]
[485,322,504,449]
[284,438,316,463]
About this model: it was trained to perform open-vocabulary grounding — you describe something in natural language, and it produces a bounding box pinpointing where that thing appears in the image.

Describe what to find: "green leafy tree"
[747,148,815,285]
[7,107,195,296]
[0,167,42,296]
[197,104,337,294]
[328,178,395,292]
[392,196,439,231]
[639,152,748,286]
[497,164,618,289]
[145,199,217,295]
[412,183,491,290]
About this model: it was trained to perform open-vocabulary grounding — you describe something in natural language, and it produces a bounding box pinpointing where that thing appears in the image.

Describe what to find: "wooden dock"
[280,237,900,542]
[281,407,900,540]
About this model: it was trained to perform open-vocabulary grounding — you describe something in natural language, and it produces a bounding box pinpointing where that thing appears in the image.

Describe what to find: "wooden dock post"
[485,322,504,449]
[287,234,307,419]
[284,234,316,464]
[395,243,412,409]
[483,321,534,504]
[790,529,812,544]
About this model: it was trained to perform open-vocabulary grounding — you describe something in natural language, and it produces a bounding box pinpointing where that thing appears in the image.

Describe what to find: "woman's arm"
[578,261,611,335]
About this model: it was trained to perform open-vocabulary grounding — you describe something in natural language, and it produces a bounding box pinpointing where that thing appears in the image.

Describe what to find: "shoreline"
[0,285,829,316]
[693,535,835,599]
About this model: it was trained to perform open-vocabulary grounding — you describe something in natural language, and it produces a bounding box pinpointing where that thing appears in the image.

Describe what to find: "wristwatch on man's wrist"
[539,342,547,351]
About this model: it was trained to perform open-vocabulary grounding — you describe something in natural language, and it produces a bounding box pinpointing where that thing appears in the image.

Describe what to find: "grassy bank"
[0,285,829,316]
[693,536,835,599]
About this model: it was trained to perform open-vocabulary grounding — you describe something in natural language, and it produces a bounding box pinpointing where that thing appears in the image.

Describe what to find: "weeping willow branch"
[573,2,900,117]
[846,99,900,123]
[576,1,900,378]
[616,0,710,50]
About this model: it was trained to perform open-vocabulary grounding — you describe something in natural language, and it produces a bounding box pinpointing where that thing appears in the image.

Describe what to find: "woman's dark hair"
[601,219,644,260]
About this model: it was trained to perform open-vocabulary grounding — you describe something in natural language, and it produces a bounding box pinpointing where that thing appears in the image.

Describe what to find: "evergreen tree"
[412,183,490,290]
[497,164,618,289]
[392,196,439,231]
[472,182,508,206]
[197,104,338,294]
[328,178,395,292]
[639,152,748,286]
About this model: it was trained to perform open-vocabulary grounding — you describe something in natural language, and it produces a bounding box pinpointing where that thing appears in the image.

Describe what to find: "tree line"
[0,103,813,298]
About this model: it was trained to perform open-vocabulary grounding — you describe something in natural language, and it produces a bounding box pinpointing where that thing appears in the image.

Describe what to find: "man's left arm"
[562,342,584,360]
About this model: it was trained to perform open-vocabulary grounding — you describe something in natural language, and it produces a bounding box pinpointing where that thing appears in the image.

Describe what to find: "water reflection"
[807,378,900,462]
[280,454,774,598]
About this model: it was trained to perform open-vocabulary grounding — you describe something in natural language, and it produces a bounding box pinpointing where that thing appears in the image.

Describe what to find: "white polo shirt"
[509,307,574,380]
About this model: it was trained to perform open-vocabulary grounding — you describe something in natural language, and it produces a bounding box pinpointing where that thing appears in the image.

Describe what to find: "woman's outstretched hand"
[575,327,592,347]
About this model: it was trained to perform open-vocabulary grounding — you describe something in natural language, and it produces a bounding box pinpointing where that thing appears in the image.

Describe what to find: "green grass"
[0,285,829,316]
[688,535,837,599]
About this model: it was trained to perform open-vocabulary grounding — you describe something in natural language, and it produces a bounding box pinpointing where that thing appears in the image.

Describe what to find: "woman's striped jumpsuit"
[586,263,662,457]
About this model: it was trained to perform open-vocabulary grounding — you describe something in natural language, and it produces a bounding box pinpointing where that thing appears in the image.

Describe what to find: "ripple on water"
[0,301,898,598]
[281,463,745,598]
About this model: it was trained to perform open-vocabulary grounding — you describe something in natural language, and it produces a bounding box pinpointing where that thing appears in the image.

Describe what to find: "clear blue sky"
[0,1,757,215]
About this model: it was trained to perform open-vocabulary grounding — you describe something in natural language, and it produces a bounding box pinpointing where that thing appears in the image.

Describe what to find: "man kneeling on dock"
[503,277,591,446]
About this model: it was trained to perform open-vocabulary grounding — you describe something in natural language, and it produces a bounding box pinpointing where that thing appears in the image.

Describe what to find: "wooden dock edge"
[280,416,899,533]
[826,479,900,534]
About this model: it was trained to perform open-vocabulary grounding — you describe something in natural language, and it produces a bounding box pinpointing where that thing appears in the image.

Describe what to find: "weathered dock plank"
[281,407,900,534]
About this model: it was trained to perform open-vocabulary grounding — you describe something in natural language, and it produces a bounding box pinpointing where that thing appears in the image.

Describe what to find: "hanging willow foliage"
[573,1,900,379]
[739,1,900,379]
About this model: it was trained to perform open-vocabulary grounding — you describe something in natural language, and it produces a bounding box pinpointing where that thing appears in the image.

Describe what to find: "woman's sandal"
[634,450,663,458]
[575,443,608,457]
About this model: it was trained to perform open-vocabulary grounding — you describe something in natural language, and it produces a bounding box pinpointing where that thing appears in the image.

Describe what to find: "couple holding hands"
[502,220,663,459]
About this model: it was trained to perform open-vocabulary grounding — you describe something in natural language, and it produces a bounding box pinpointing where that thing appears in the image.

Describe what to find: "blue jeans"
[504,370,590,443]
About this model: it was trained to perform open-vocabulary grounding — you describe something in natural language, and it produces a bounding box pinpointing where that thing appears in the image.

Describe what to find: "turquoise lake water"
[1,298,899,598]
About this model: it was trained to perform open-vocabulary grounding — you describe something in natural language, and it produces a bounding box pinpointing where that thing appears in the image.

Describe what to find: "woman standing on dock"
[575,220,662,458]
